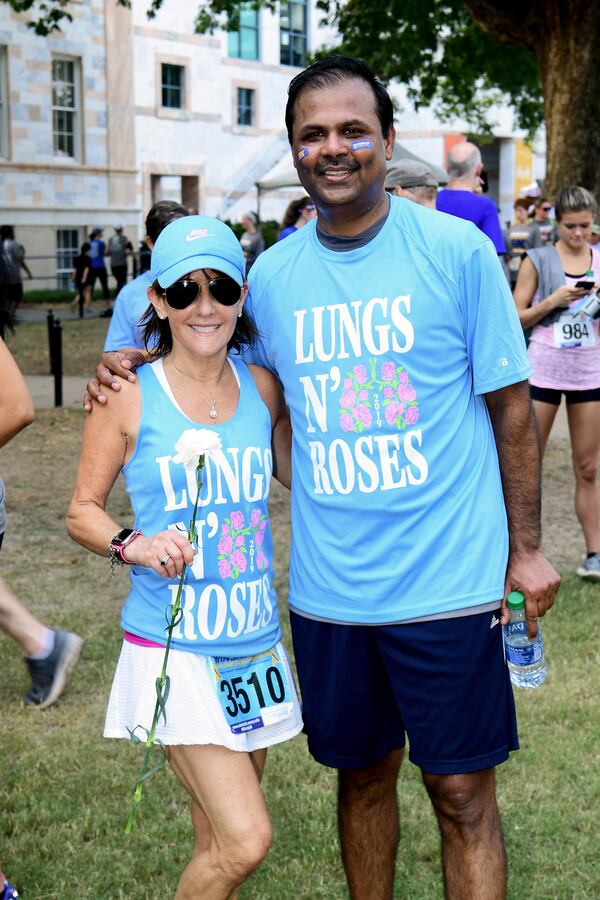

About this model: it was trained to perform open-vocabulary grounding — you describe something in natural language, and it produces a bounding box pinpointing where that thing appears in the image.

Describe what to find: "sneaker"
[1,872,19,899]
[23,629,83,709]
[576,553,600,582]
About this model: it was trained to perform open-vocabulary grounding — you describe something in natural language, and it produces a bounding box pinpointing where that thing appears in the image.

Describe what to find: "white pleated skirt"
[104,639,303,752]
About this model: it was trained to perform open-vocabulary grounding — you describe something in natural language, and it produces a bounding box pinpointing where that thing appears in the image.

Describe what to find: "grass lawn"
[1,329,599,896]
[4,316,110,378]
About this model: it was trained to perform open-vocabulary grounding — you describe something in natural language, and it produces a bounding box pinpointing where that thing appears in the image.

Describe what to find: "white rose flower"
[173,429,222,471]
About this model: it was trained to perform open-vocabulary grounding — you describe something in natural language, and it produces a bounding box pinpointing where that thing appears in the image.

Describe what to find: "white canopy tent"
[255,142,448,214]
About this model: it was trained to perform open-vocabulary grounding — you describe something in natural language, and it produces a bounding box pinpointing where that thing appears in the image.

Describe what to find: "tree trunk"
[534,10,600,200]
[463,1,600,201]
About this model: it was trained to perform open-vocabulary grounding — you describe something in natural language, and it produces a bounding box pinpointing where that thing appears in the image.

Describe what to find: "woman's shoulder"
[89,374,141,427]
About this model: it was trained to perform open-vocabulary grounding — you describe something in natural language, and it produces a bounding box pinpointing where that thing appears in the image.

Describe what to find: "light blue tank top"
[121,356,281,656]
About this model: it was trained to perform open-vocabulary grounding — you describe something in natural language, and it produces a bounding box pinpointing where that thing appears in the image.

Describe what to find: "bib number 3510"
[208,647,293,734]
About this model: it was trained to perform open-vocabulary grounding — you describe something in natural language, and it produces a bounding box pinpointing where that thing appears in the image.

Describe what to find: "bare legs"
[337,752,505,900]
[567,401,600,553]
[533,398,600,553]
[338,749,403,900]
[0,575,48,657]
[166,744,271,900]
[423,768,506,900]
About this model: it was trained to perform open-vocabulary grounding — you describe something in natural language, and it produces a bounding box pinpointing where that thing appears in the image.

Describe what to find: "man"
[436,142,506,254]
[532,197,556,245]
[385,159,438,208]
[104,201,188,352]
[88,56,559,899]
[590,223,600,247]
[0,225,32,315]
[107,225,132,296]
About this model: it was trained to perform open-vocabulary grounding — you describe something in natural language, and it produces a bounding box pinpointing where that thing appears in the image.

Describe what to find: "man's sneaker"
[1,872,19,898]
[23,629,83,709]
[576,553,600,583]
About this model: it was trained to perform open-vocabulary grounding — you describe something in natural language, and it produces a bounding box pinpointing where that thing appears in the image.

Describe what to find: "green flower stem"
[125,455,205,834]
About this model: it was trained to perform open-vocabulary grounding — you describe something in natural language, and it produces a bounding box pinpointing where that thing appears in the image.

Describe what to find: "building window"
[237,87,255,127]
[52,57,80,159]
[228,4,259,61]
[280,0,307,67]
[56,229,79,289]
[161,64,184,109]
[0,46,8,158]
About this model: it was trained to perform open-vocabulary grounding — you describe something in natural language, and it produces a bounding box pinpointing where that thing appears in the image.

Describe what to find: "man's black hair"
[0,225,14,241]
[285,55,394,145]
[145,200,189,245]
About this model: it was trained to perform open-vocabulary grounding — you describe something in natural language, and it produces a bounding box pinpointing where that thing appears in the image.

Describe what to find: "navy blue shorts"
[290,608,518,774]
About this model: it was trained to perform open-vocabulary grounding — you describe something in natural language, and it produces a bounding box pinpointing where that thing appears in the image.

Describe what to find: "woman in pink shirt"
[514,186,600,581]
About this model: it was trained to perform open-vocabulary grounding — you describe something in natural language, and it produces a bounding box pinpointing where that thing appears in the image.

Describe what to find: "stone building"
[0,0,323,288]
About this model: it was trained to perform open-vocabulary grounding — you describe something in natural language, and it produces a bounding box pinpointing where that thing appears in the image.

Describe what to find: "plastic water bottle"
[503,591,546,688]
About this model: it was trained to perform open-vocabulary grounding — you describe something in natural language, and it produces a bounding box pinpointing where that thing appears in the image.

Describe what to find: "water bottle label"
[505,641,542,666]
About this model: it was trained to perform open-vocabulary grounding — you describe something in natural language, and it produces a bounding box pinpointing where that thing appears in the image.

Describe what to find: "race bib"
[207,646,293,734]
[553,314,596,349]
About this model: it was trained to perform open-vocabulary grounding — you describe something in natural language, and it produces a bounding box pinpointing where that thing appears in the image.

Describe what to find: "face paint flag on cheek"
[351,140,374,151]
[297,147,309,160]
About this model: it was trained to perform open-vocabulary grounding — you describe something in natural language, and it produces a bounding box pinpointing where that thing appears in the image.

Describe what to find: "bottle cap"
[507,591,525,610]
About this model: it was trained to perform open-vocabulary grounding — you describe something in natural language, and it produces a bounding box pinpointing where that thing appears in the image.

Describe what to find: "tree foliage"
[0,0,546,136]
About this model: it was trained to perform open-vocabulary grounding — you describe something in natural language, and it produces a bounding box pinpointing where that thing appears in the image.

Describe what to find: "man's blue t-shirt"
[246,197,530,624]
[436,189,505,254]
[104,271,153,351]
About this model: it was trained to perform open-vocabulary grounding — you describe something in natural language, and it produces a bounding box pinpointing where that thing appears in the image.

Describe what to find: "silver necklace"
[169,360,219,420]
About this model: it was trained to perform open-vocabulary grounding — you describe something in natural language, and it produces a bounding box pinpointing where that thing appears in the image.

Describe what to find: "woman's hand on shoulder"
[124,529,196,578]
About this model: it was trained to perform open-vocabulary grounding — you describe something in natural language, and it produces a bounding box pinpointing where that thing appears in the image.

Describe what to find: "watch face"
[113,528,135,546]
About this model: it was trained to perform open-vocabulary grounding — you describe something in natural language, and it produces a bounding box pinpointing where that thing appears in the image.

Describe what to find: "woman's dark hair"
[285,55,394,144]
[280,196,312,229]
[554,186,597,221]
[0,225,14,241]
[142,276,259,357]
[81,241,91,253]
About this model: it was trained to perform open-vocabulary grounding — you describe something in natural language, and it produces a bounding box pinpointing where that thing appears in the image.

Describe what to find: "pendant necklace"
[169,359,220,420]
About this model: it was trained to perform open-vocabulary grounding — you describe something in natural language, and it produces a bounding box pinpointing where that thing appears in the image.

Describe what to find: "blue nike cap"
[151,215,245,288]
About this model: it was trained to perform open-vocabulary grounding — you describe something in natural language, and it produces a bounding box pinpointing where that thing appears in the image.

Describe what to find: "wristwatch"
[109,528,142,573]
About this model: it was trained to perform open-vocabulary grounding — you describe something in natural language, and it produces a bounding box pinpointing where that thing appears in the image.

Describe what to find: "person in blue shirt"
[277,196,317,240]
[87,228,110,308]
[69,216,302,898]
[87,56,559,900]
[104,201,188,352]
[436,142,506,254]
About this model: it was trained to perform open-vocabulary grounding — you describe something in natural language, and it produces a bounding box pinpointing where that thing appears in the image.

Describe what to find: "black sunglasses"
[162,276,242,309]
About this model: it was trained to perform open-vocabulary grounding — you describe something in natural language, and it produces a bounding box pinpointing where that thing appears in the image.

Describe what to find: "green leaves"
[314,0,543,137]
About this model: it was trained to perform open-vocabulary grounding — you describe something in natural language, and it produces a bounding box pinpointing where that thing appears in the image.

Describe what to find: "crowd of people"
[1,51,598,899]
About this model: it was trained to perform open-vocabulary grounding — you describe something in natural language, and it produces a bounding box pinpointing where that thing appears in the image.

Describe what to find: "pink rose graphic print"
[338,359,419,433]
[217,509,269,579]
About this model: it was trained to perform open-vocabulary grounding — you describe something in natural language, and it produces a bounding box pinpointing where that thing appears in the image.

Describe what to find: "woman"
[1,322,82,899]
[277,196,317,241]
[506,199,542,287]
[239,211,264,274]
[67,216,302,898]
[514,186,600,580]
